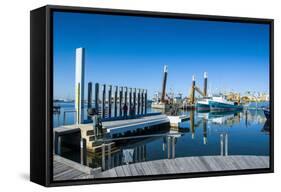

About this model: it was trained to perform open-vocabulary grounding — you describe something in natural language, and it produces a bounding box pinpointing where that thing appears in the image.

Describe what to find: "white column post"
[75,48,85,124]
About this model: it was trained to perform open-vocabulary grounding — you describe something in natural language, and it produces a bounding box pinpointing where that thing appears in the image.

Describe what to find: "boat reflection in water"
[261,120,270,134]
[60,108,269,171]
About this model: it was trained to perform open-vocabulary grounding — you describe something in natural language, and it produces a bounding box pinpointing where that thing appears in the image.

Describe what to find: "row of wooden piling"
[87,82,148,119]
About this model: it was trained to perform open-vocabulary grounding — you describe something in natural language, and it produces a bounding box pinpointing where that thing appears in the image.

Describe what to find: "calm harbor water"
[54,102,270,170]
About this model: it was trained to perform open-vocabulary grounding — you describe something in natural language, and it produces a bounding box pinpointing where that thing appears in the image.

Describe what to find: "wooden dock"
[104,114,169,135]
[53,155,96,181]
[54,114,169,151]
[53,155,269,180]
[56,114,169,135]
[94,155,269,178]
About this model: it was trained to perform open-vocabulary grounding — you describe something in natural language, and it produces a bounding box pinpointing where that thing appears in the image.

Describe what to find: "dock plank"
[134,163,146,176]
[139,162,154,175]
[122,164,133,176]
[53,155,95,181]
[94,155,269,178]
[53,155,269,180]
[114,165,126,177]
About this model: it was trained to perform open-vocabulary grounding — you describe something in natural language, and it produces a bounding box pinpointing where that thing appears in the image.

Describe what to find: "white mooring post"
[75,48,85,124]
[225,134,228,156]
[80,138,87,165]
[57,136,61,155]
[220,134,224,156]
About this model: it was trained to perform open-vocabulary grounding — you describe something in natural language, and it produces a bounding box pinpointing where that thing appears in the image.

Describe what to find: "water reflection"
[60,108,269,171]
[220,133,228,156]
[163,135,180,159]
[261,120,270,134]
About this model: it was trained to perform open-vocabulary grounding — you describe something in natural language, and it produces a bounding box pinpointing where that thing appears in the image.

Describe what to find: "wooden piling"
[102,84,106,118]
[144,89,147,114]
[114,86,118,117]
[95,83,99,113]
[124,87,128,116]
[220,134,224,156]
[167,136,170,159]
[129,88,132,114]
[172,137,175,159]
[57,136,61,155]
[203,118,207,144]
[225,134,228,156]
[108,85,112,118]
[133,88,136,115]
[87,82,92,110]
[161,65,168,103]
[102,144,105,171]
[80,138,87,165]
[204,72,208,96]
[137,89,141,115]
[191,75,196,104]
[190,110,195,138]
[119,87,123,117]
[141,89,144,115]
[108,144,111,169]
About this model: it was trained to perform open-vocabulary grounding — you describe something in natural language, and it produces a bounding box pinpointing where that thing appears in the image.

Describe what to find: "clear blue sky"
[53,11,270,100]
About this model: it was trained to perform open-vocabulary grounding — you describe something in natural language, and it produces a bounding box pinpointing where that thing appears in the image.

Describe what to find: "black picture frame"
[30,5,274,187]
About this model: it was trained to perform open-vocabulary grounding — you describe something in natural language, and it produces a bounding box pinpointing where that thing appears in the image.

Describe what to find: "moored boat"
[195,98,211,112]
[208,95,243,112]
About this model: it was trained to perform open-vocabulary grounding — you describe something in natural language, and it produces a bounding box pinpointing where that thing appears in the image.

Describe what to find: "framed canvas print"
[30,5,274,187]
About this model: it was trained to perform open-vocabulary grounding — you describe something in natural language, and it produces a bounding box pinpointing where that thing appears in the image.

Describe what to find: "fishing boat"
[195,97,211,111]
[263,108,270,119]
[208,95,243,112]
